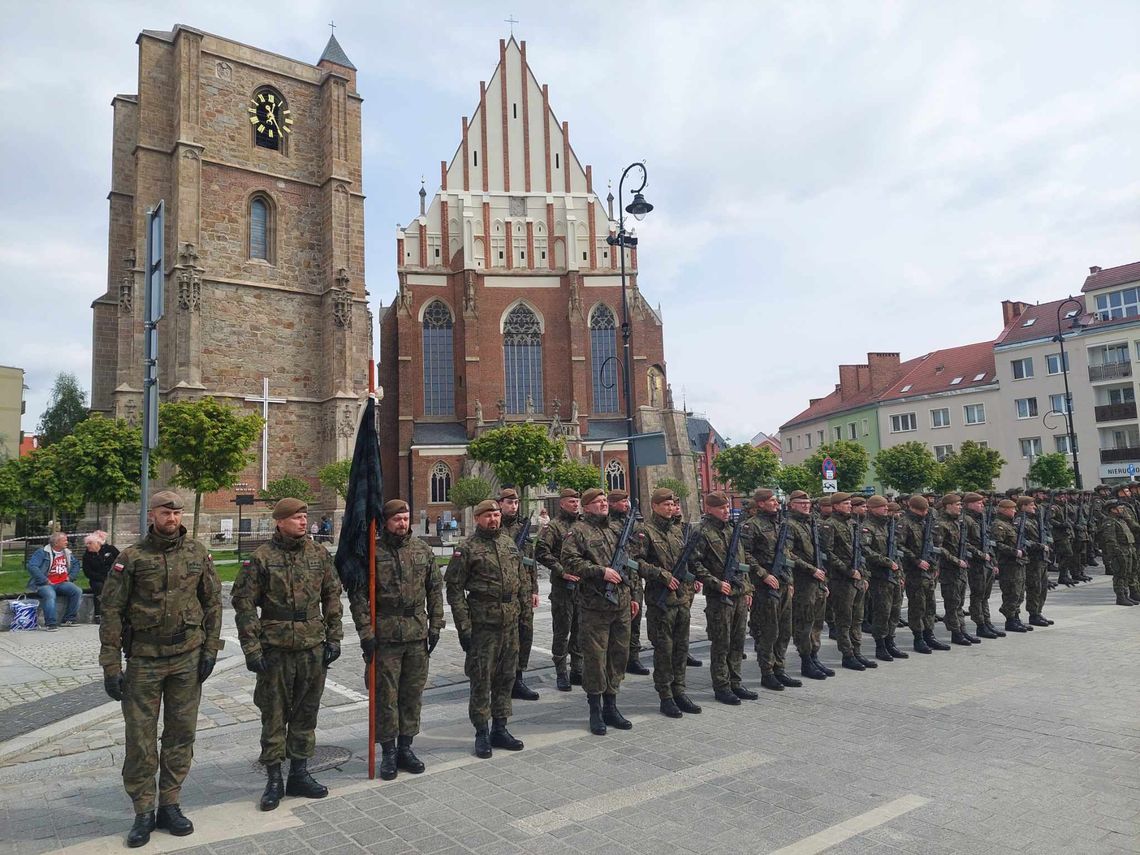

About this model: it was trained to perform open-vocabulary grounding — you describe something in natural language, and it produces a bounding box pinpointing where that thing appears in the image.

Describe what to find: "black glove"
[103,672,123,702]
[197,655,216,684]
[458,631,471,653]
[360,636,377,664]
[427,631,440,654]
[245,654,269,674]
[322,642,341,668]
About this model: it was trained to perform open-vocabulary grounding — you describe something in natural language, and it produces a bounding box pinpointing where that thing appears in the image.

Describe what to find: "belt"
[376,606,419,617]
[133,629,188,645]
[260,605,321,621]
[470,593,514,604]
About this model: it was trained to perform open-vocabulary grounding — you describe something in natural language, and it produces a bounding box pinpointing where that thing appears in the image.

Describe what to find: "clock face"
[247,91,293,141]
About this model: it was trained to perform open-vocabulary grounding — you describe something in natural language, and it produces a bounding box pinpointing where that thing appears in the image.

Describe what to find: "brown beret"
[272,497,308,520]
[383,499,410,516]
[473,499,500,516]
[581,488,606,507]
[705,491,729,508]
[851,496,866,507]
[961,492,983,503]
[607,489,629,502]
[819,495,833,507]
[740,499,755,511]
[752,488,775,502]
[498,488,519,501]
[651,487,676,505]
[866,495,888,509]
[830,492,851,504]
[559,487,581,499]
[149,490,184,511]
[1017,496,1036,509]
[997,499,1017,509]
[788,490,809,501]
[941,493,961,505]
[887,501,901,512]
[909,495,929,511]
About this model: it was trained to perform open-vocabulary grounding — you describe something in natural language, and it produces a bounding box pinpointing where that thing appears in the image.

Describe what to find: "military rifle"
[1015,511,1027,556]
[979,502,997,575]
[957,517,969,565]
[604,506,640,605]
[1037,503,1056,568]
[810,516,828,592]
[767,521,791,600]
[919,512,937,567]
[654,528,701,610]
[720,514,746,605]
[851,520,868,591]
[885,516,899,574]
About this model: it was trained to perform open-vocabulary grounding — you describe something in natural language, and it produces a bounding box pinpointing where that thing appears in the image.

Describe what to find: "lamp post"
[606,162,653,506]
[1053,296,1088,489]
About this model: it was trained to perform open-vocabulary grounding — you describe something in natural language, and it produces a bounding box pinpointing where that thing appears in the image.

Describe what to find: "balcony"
[1088,362,1132,382]
[1100,447,1140,463]
[1095,402,1138,422]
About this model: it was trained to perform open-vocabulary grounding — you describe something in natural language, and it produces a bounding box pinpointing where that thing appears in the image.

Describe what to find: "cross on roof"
[505,14,518,36]
[329,20,336,33]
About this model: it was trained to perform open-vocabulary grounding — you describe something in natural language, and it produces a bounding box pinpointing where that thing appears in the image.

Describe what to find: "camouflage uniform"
[935,514,968,634]
[536,508,581,675]
[897,510,939,634]
[561,513,632,695]
[824,511,865,657]
[787,510,827,656]
[993,513,1029,621]
[862,513,903,642]
[742,510,792,675]
[347,529,443,741]
[1050,501,1078,583]
[963,507,996,629]
[638,513,695,699]
[1116,501,1140,591]
[610,508,647,667]
[1098,510,1134,599]
[502,514,538,670]
[1023,511,1050,619]
[98,526,223,814]
[445,526,528,727]
[693,515,753,692]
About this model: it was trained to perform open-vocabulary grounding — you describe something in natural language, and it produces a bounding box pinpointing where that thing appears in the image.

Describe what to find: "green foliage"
[551,459,603,494]
[0,459,21,524]
[259,475,316,503]
[157,397,264,536]
[803,441,870,493]
[929,462,958,494]
[448,476,493,509]
[1028,452,1075,490]
[467,424,564,495]
[36,373,89,446]
[711,444,780,495]
[654,476,691,502]
[17,444,84,518]
[873,442,939,493]
[317,459,353,499]
[61,416,151,541]
[939,440,1006,492]
[776,464,817,497]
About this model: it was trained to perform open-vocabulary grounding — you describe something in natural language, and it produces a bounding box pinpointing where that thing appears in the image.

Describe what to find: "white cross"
[244,377,287,490]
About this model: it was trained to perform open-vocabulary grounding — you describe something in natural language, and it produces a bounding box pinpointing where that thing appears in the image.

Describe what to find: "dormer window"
[1095,287,1140,321]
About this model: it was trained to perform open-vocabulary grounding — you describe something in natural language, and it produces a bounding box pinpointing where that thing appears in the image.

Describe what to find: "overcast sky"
[2,1,1138,445]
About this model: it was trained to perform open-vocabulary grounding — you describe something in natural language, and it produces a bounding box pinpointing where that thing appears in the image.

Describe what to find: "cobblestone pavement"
[0,573,1137,854]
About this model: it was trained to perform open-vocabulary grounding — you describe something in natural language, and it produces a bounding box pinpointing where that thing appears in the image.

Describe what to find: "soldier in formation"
[498,488,541,701]
[536,488,583,691]
[742,489,800,689]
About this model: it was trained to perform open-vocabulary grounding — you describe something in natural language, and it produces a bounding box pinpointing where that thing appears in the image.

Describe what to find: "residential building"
[0,365,24,459]
[689,415,729,500]
[750,431,782,459]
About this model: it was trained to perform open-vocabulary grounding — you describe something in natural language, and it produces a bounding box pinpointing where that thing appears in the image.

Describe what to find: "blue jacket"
[27,545,80,587]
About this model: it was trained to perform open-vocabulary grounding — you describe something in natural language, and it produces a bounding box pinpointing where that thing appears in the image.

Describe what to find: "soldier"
[672,507,704,668]
[638,487,703,717]
[609,489,650,676]
[824,493,874,671]
[1099,500,1137,605]
[935,494,976,646]
[786,491,832,680]
[962,493,1003,639]
[1050,491,1079,586]
[348,499,443,781]
[446,500,528,758]
[1113,485,1140,599]
[1021,494,1054,628]
[232,498,343,810]
[861,495,907,661]
[498,488,541,701]
[992,498,1031,632]
[536,488,582,691]
[743,488,800,690]
[897,495,950,653]
[819,494,838,640]
[98,491,223,848]
[694,491,755,704]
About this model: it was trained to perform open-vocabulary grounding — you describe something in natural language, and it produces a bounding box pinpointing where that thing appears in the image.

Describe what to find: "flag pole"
[367,359,378,779]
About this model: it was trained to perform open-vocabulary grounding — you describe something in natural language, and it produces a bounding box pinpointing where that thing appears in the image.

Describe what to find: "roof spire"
[319,28,356,70]
[505,13,519,36]
[419,177,427,216]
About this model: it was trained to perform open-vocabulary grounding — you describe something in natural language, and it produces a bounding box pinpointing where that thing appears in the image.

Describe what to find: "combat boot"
[874,639,894,662]
[731,684,759,700]
[913,632,932,654]
[474,725,493,757]
[975,623,998,639]
[569,667,584,686]
[760,673,784,691]
[1028,615,1050,628]
[774,669,802,687]
[812,654,836,677]
[378,742,397,781]
[827,624,839,640]
[260,762,285,808]
[126,811,155,848]
[862,619,873,634]
[714,687,741,705]
[555,665,571,692]
[854,648,878,668]
[396,735,425,772]
[490,717,524,750]
[950,630,973,646]
[155,805,194,836]
[1004,618,1028,632]
[686,654,703,667]
[841,654,865,671]
[924,630,951,651]
[1058,571,1075,586]
[511,670,539,701]
[800,654,827,679]
[660,696,683,718]
[626,653,650,675]
[602,694,633,729]
[673,693,702,713]
[987,622,1006,637]
[285,759,328,799]
[962,629,981,644]
[587,694,607,735]
[1115,593,1135,606]
[1130,587,1140,603]
[885,636,908,658]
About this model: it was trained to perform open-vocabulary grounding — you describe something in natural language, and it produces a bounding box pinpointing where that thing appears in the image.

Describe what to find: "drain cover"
[249,745,353,773]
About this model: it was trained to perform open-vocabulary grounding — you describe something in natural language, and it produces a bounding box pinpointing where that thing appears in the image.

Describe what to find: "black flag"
[334,396,384,591]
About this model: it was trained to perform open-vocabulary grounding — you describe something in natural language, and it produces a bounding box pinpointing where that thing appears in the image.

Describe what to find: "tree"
[317,459,353,500]
[712,444,780,495]
[448,476,493,509]
[467,424,564,500]
[551,459,602,495]
[156,397,264,536]
[1028,453,1075,490]
[0,459,21,563]
[804,441,870,493]
[873,442,939,493]
[654,476,691,502]
[259,475,316,503]
[17,443,84,524]
[941,440,1005,492]
[62,416,149,541]
[37,373,89,446]
[776,464,817,497]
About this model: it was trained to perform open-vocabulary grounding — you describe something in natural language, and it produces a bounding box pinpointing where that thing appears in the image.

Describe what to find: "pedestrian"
[231,497,343,811]
[498,488,541,701]
[349,498,443,780]
[535,488,582,690]
[98,491,223,848]
[82,530,119,623]
[27,532,83,630]
[445,500,528,758]
[608,490,650,676]
[742,489,800,690]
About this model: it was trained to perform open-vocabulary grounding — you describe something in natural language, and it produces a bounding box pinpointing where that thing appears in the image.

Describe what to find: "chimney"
[1089,265,1102,275]
[809,397,822,406]
[867,352,902,393]
[837,365,859,401]
[1001,299,1030,326]
[855,364,870,391]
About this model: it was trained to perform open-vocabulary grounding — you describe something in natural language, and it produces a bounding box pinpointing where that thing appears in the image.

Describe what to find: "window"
[930,408,950,428]
[1021,317,1037,327]
[1095,287,1140,321]
[833,426,842,441]
[847,422,857,440]
[1011,357,1034,380]
[862,418,869,437]
[964,403,986,425]
[590,304,618,413]
[973,372,987,381]
[817,430,824,445]
[933,444,953,462]
[605,459,626,491]
[805,433,812,449]
[1019,437,1043,458]
[1055,435,1077,454]
[503,303,543,413]
[899,384,912,393]
[1015,397,1038,419]
[249,88,290,151]
[422,300,455,415]
[1107,386,1135,405]
[950,377,963,385]
[249,195,272,261]
[1049,393,1070,415]
[1045,353,1069,375]
[430,461,452,503]
[889,413,917,433]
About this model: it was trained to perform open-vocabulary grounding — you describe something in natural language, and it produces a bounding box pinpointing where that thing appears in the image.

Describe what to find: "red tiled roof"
[993,298,1075,347]
[780,356,922,429]
[1082,260,1140,294]
[878,341,996,400]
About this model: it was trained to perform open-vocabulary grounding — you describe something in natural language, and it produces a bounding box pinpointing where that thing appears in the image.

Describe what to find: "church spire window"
[590,304,618,414]
[430,461,452,503]
[249,195,274,262]
[503,303,543,414]
[422,300,455,416]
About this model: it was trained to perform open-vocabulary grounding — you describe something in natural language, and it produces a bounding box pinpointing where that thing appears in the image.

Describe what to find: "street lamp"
[606,162,654,506]
[1053,296,1091,489]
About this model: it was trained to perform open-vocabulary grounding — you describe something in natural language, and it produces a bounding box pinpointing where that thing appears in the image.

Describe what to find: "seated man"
[27,532,83,630]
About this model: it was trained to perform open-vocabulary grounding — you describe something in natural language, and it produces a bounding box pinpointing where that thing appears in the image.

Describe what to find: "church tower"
[92,25,371,522]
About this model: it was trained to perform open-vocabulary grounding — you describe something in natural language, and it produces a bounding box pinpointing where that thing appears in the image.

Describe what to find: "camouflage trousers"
[968,562,996,627]
[1024,559,1049,618]
[705,595,748,691]
[549,584,581,673]
[749,581,791,674]
[869,573,903,640]
[828,577,865,656]
[904,573,936,634]
[646,602,690,699]
[628,579,645,661]
[518,601,534,670]
[373,639,429,741]
[121,649,202,813]
[997,562,1026,620]
[792,580,826,656]
[579,605,630,695]
[254,645,327,765]
[1105,552,1132,597]
[939,567,967,632]
[1054,539,1078,580]
[465,622,518,727]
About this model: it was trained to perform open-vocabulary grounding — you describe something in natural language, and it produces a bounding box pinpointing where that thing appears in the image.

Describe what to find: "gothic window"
[430,461,452,503]
[503,303,543,414]
[422,300,455,416]
[249,195,273,262]
[605,459,626,492]
[590,304,619,413]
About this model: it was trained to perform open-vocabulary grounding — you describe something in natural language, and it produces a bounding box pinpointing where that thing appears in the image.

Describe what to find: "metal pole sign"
[821,456,838,493]
[140,201,165,535]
